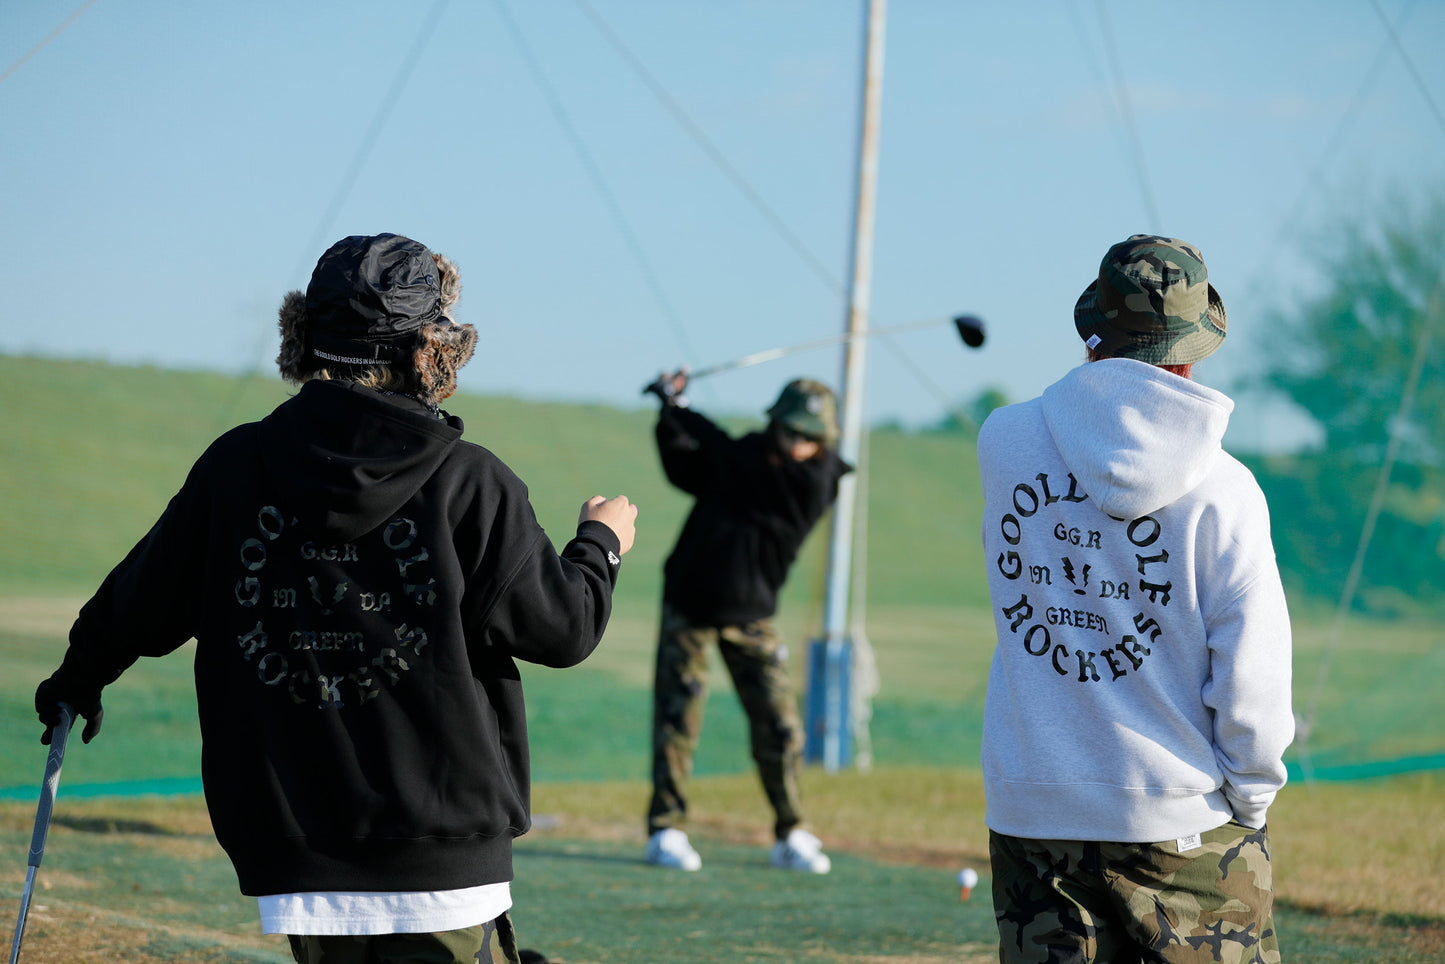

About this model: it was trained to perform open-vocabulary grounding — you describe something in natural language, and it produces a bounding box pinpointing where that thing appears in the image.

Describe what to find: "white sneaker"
[645,828,702,871]
[769,829,831,873]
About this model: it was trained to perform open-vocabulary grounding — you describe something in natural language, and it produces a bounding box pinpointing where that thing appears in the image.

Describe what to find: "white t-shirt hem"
[258,882,512,936]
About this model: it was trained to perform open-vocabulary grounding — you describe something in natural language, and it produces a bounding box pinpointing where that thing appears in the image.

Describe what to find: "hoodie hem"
[230,833,516,897]
[984,778,1234,843]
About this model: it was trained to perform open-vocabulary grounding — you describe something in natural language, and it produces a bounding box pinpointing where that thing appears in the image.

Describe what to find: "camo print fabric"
[285,912,521,964]
[648,604,806,840]
[990,822,1279,964]
[766,378,840,446]
[1073,234,1228,366]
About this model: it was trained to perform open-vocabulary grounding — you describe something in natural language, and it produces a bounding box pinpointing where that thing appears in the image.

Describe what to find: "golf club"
[643,314,985,395]
[9,702,74,964]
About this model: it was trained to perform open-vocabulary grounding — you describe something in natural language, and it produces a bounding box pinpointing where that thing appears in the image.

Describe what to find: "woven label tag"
[1176,833,1202,853]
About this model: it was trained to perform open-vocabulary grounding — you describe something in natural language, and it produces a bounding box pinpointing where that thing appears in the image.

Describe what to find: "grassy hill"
[0,354,995,791]
[3,357,1444,962]
[0,354,988,610]
[2,355,1441,791]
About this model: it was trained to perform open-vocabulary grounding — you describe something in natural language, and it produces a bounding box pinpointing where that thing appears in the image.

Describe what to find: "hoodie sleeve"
[57,449,215,689]
[781,447,852,518]
[464,506,622,670]
[656,405,730,495]
[1197,471,1295,829]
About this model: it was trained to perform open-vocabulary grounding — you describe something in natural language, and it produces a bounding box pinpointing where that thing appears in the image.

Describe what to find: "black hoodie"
[57,380,622,895]
[657,404,849,625]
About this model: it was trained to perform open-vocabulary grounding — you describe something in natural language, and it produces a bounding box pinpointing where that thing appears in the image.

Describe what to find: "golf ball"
[958,868,978,888]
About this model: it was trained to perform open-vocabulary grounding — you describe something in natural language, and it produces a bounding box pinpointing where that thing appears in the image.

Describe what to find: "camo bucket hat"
[766,378,839,447]
[1074,234,1227,365]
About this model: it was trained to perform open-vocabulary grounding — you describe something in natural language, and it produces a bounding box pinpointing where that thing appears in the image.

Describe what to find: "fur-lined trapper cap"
[306,234,442,364]
[276,233,476,406]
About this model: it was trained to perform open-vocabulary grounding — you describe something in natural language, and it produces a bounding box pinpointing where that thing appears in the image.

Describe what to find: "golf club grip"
[28,703,75,868]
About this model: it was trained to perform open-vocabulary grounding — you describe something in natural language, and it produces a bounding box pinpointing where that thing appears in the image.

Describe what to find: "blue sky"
[2,1,1442,451]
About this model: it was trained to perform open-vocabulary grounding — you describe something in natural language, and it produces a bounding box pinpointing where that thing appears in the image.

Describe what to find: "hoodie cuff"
[1225,789,1270,830]
[575,519,623,559]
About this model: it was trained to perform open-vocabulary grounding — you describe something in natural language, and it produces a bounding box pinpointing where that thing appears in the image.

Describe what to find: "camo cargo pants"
[647,604,806,841]
[990,821,1279,964]
[286,911,522,964]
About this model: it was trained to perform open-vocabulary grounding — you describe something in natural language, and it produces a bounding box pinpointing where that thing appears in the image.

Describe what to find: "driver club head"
[953,314,986,348]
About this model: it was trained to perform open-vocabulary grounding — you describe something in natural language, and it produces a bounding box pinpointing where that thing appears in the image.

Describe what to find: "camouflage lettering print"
[234,507,439,710]
[648,605,806,840]
[990,822,1278,964]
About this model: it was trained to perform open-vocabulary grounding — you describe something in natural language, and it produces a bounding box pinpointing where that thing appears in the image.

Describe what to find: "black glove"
[642,369,689,405]
[35,670,104,745]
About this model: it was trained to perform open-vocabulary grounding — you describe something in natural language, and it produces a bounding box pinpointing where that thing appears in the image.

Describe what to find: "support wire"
[1091,0,1161,229]
[493,0,701,366]
[0,0,100,86]
[218,0,451,432]
[571,0,847,298]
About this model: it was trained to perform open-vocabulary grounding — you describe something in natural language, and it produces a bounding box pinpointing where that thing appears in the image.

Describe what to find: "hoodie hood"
[257,380,463,543]
[1040,357,1233,519]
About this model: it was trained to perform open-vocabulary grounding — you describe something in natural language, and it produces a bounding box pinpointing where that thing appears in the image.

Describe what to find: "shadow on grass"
[53,815,179,835]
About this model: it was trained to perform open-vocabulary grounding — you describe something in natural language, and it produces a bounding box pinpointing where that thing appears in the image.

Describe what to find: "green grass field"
[3,772,1442,963]
[2,356,1443,962]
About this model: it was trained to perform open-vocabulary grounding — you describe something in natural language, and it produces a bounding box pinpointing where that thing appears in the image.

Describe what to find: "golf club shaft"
[8,870,37,964]
[688,315,958,380]
[10,703,74,964]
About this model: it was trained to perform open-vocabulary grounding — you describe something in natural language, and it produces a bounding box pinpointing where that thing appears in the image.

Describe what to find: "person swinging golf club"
[33,233,638,964]
[641,368,850,873]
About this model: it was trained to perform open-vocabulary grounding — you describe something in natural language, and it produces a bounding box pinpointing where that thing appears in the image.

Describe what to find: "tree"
[1252,187,1445,614]
[1261,189,1445,466]
[927,386,1011,436]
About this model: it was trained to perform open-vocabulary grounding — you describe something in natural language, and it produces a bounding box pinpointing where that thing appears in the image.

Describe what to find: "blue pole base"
[804,638,853,771]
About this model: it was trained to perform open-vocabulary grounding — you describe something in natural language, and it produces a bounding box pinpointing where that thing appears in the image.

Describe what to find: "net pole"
[807,0,886,773]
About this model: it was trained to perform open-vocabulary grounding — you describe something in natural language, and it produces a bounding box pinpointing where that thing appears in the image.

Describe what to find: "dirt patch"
[5,898,285,964]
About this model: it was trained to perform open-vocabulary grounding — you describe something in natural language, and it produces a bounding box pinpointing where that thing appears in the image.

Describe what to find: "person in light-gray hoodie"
[977,235,1293,964]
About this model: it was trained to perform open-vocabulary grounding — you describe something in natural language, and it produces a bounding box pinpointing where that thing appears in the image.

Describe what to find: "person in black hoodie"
[640,370,850,874]
[33,234,637,964]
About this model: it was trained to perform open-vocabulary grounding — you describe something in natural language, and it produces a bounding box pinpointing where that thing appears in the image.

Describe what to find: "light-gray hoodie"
[977,357,1293,842]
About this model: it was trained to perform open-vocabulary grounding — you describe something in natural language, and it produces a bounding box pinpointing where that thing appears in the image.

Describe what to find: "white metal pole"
[816,0,885,773]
